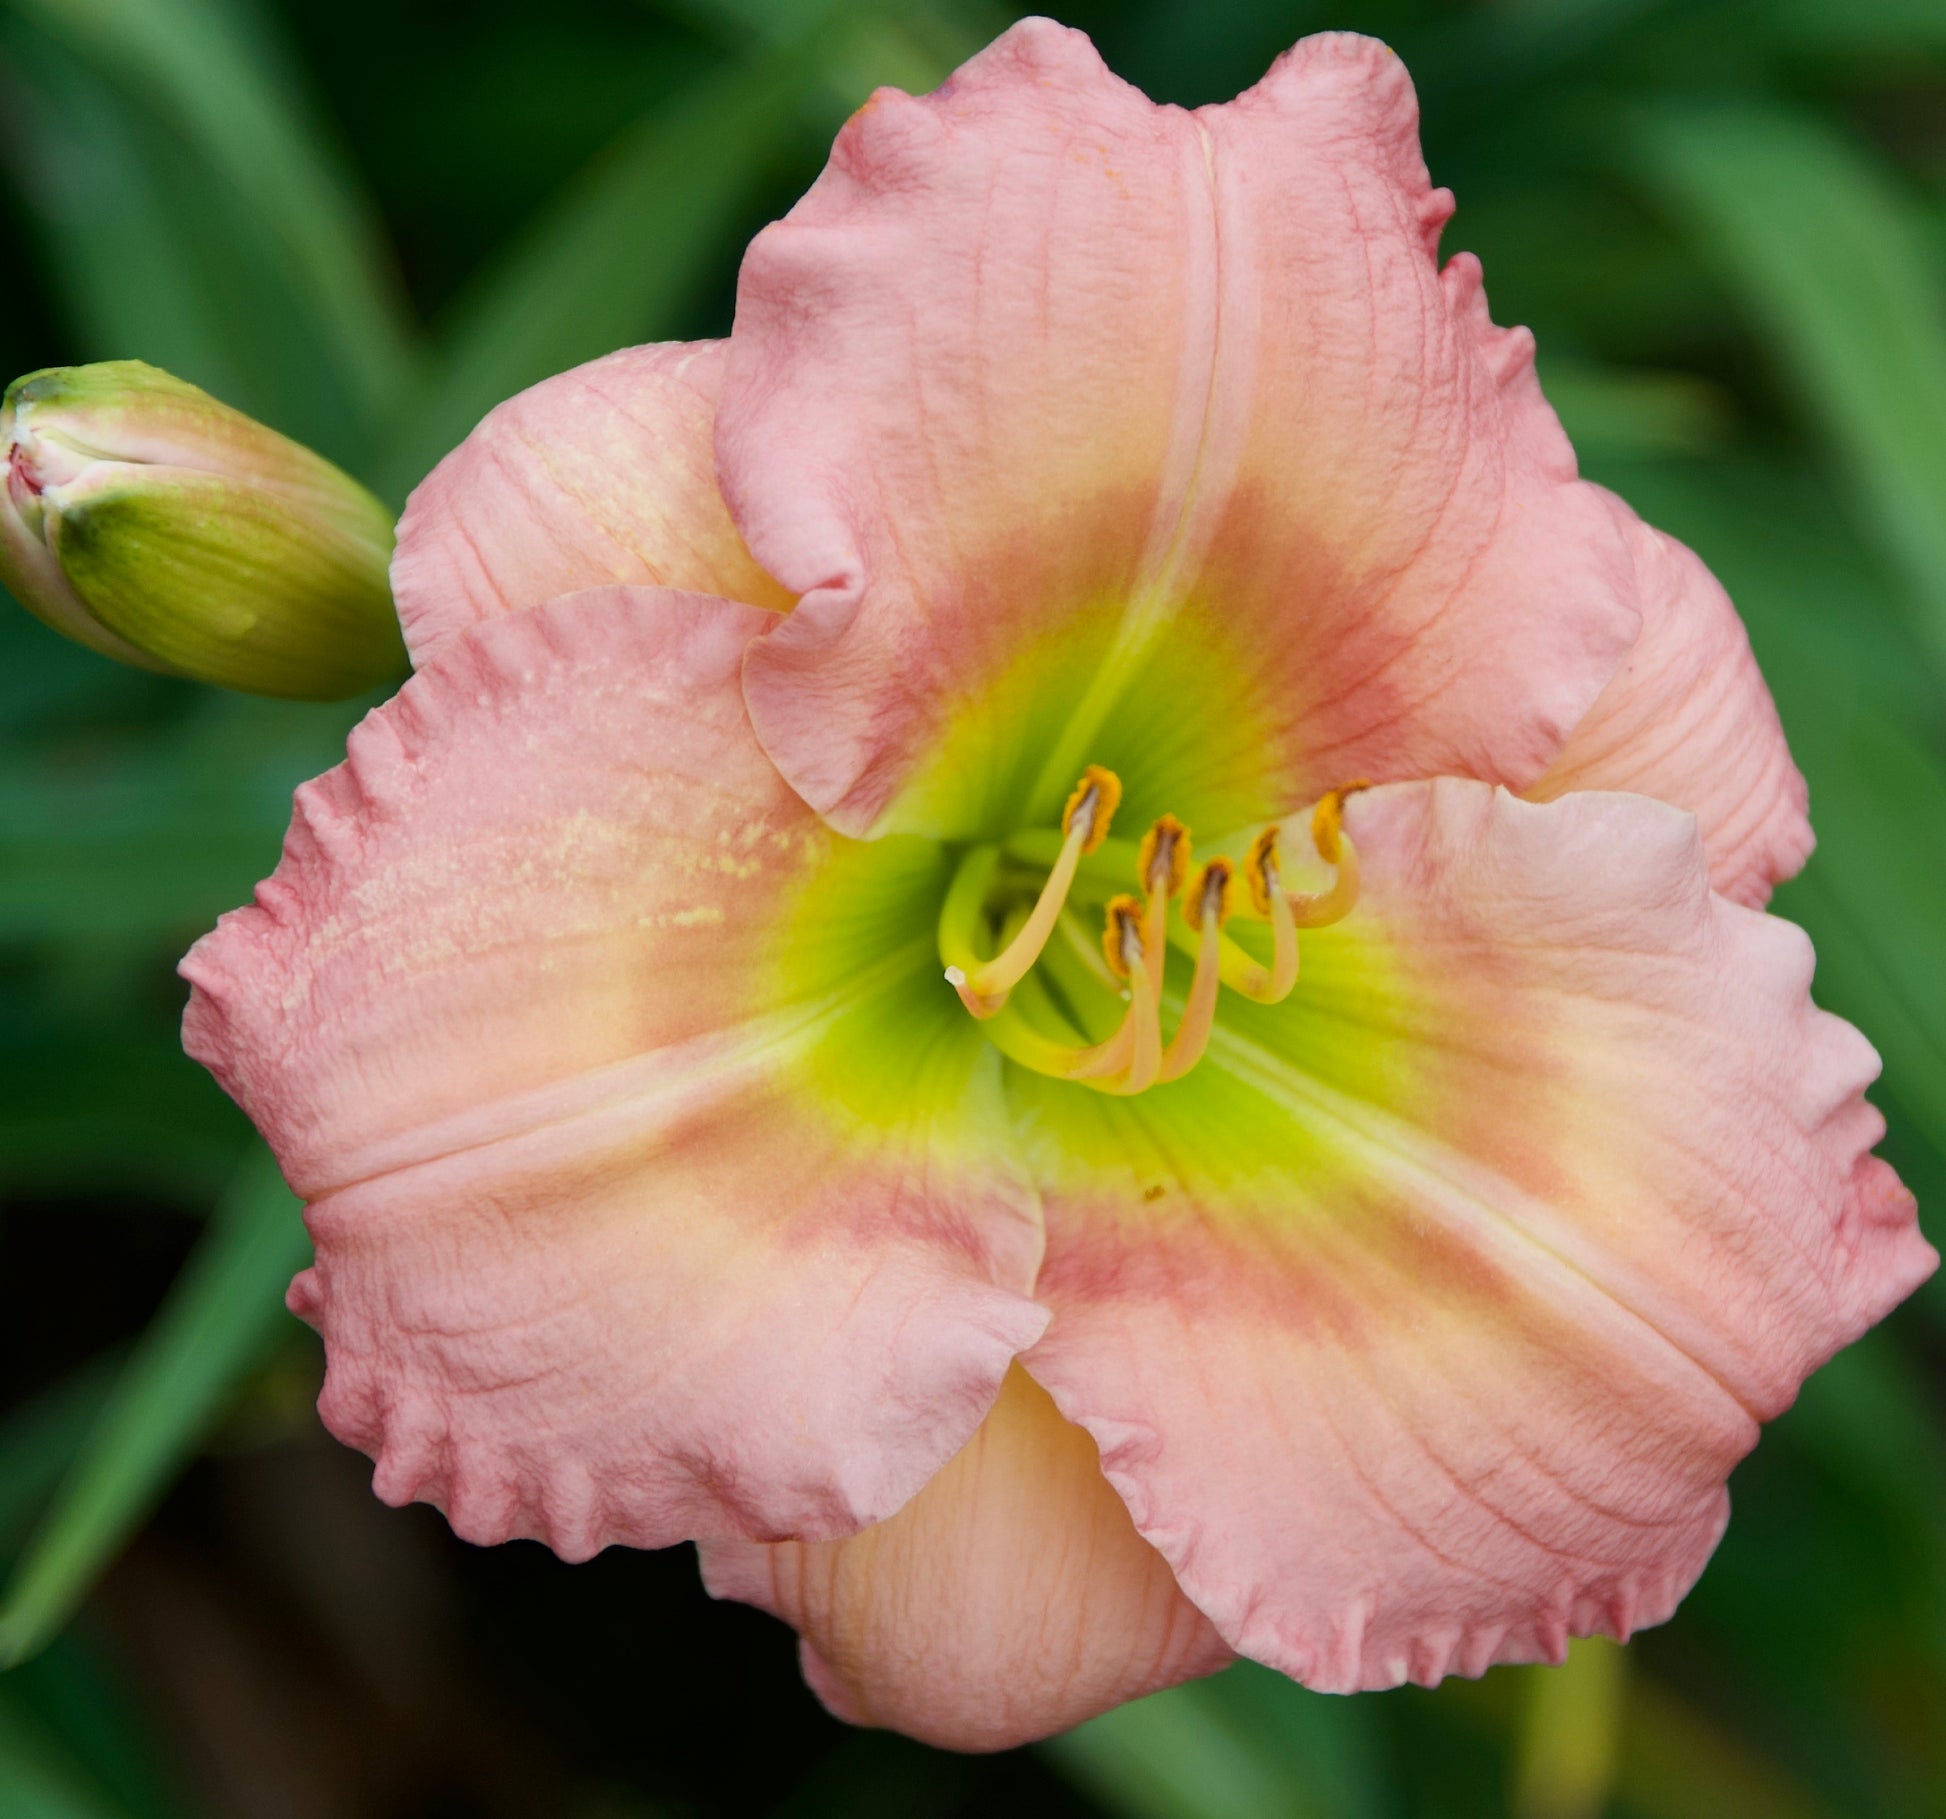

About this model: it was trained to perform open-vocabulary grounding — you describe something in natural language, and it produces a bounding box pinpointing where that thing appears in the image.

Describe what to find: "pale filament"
[1158,862,1230,1084]
[1228,787,1367,1004]
[945,766,1119,1017]
[1067,819,1182,1093]
[1290,831,1359,927]
[1069,901,1161,1093]
[1226,828,1298,1005]
[940,772,1366,1096]
[1100,818,1184,1095]
[1098,947,1162,1095]
[1289,784,1367,928]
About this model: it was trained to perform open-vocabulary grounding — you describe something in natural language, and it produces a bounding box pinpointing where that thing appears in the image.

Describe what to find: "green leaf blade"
[1628,103,1946,668]
[376,49,804,499]
[0,1146,309,1670]
[1,0,422,439]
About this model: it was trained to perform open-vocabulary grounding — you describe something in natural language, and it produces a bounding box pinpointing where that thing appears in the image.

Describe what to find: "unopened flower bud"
[0,361,403,699]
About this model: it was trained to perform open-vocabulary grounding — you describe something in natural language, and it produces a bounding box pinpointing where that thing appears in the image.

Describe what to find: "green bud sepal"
[1,361,405,699]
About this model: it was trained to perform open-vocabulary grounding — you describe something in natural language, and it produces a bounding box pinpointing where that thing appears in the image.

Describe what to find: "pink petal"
[724,23,1640,837]
[699,1364,1231,1751]
[1529,515,1812,907]
[182,587,1044,1557]
[392,342,790,662]
[1018,780,1931,1691]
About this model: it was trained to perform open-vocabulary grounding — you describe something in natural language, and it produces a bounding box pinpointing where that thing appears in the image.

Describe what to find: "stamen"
[942,767,1121,1016]
[1223,784,1369,1003]
[1064,764,1124,855]
[1075,897,1162,1094]
[1090,817,1189,1091]
[944,775,1359,1097]
[1242,827,1281,919]
[1158,860,1231,1083]
[1288,782,1369,929]
[1137,814,1190,900]
[1235,829,1299,1004]
[1136,812,1188,999]
[1069,897,1146,1078]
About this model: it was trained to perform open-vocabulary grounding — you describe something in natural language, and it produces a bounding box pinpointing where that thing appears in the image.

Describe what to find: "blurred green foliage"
[0,0,1942,1813]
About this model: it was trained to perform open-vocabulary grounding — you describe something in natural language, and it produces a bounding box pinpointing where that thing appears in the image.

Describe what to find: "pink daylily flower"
[181,21,1931,1753]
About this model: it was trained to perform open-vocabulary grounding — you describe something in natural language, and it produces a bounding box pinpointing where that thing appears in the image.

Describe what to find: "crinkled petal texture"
[1528,516,1811,908]
[181,586,1046,1559]
[392,342,790,662]
[1012,780,1932,1691]
[725,21,1642,840]
[700,1365,1232,1752]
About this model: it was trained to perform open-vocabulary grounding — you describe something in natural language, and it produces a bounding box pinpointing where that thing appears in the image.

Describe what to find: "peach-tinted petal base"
[701,1364,1231,1751]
